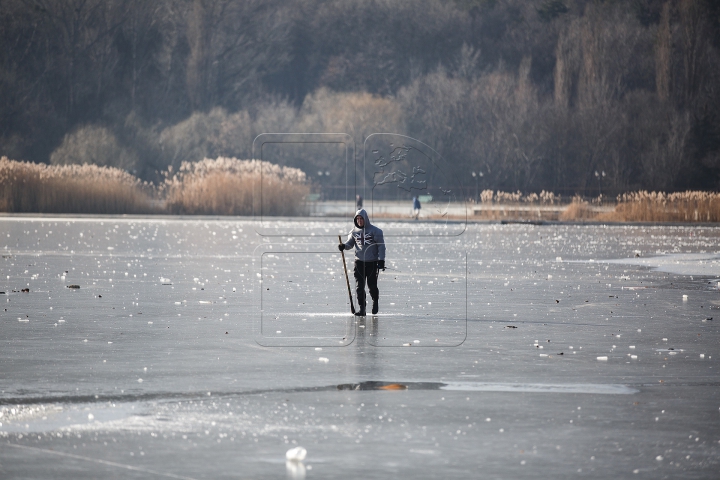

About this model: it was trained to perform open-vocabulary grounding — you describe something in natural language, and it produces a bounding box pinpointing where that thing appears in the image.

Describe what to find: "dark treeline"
[1,0,719,196]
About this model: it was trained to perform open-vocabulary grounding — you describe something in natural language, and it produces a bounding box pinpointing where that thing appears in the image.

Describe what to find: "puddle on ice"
[2,380,636,434]
[584,253,720,276]
[336,381,637,395]
[0,402,134,434]
[439,382,638,395]
[273,312,409,317]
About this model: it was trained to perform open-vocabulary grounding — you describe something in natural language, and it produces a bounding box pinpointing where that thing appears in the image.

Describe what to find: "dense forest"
[1,0,719,196]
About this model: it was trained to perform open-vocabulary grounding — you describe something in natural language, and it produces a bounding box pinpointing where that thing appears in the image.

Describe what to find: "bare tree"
[678,0,710,105]
[554,18,581,109]
[28,0,128,117]
[185,0,291,110]
[642,109,691,190]
[655,1,672,102]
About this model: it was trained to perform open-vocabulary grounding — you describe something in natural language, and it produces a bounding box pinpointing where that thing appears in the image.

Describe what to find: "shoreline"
[1,211,719,227]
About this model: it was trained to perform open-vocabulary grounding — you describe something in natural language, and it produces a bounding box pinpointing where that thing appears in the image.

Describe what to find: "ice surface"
[1,219,719,478]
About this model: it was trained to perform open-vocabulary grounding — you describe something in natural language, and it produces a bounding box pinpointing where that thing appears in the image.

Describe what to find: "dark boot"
[355,310,366,316]
[372,299,378,315]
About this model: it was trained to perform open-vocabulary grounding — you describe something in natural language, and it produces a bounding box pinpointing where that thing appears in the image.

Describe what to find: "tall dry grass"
[3,158,718,222]
[479,189,561,204]
[558,191,720,222]
[559,197,597,221]
[0,157,155,214]
[163,157,309,216]
[610,191,720,222]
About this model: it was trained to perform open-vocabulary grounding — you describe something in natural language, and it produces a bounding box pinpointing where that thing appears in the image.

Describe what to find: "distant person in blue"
[412,196,421,220]
[338,209,385,316]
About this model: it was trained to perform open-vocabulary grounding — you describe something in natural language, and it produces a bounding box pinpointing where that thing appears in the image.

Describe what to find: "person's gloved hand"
[338,244,345,252]
[377,260,385,271]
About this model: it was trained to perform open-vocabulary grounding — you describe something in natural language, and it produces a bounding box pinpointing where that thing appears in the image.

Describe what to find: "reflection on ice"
[285,459,307,480]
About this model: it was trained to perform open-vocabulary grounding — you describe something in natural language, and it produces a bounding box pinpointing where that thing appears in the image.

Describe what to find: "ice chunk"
[286,446,307,461]
[597,356,608,361]
[318,357,329,363]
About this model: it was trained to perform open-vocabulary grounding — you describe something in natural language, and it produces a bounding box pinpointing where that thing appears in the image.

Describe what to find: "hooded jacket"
[342,209,385,262]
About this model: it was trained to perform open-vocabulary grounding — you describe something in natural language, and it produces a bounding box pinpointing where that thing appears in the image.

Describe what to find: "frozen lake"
[1,216,719,479]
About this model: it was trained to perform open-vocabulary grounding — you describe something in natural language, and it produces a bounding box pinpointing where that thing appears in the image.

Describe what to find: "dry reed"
[163,157,309,216]
[559,197,597,221]
[479,189,562,204]
[0,157,155,214]
[610,191,720,222]
[3,158,718,222]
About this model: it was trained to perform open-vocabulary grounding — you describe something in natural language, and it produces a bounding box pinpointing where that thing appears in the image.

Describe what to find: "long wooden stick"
[338,235,356,314]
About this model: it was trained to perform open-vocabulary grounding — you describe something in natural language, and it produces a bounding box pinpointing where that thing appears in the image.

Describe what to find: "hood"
[354,208,371,229]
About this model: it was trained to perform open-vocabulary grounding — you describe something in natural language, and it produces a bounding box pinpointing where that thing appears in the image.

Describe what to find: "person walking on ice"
[338,209,385,316]
[412,196,421,220]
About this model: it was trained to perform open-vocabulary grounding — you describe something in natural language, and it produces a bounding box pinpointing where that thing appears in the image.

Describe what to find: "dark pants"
[354,260,378,312]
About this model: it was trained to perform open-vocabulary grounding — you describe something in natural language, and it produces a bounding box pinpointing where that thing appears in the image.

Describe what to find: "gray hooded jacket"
[342,209,385,262]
